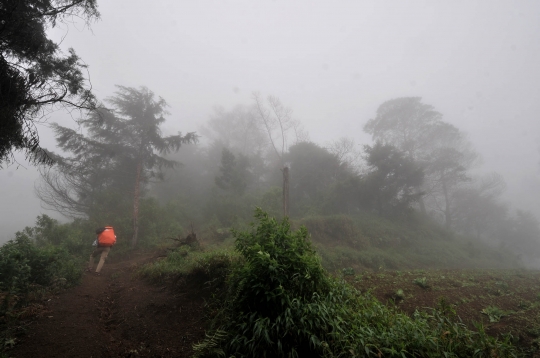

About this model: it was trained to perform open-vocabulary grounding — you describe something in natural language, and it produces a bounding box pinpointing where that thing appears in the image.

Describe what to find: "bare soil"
[8,251,540,357]
[347,268,540,356]
[9,252,206,358]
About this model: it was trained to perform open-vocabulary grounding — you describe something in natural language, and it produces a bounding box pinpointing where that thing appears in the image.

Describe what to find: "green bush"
[0,237,82,302]
[193,209,522,358]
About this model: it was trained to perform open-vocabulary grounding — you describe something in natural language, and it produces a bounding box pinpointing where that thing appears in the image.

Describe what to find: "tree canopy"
[0,0,99,166]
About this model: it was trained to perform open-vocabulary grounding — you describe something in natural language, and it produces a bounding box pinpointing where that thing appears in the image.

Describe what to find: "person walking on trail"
[88,226,116,275]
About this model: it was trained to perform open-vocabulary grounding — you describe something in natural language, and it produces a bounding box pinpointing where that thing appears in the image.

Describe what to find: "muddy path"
[10,252,206,358]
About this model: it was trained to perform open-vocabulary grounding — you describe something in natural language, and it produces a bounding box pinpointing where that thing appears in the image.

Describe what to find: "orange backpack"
[97,226,116,247]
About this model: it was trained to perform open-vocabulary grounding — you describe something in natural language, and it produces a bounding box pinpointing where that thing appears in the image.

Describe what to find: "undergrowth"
[191,209,522,358]
[139,246,241,288]
[0,236,83,352]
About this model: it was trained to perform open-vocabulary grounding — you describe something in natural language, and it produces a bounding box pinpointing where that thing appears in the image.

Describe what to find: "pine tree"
[37,86,198,248]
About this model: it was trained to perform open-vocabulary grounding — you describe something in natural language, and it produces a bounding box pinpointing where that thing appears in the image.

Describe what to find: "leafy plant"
[193,209,522,357]
[481,306,506,322]
[413,277,430,289]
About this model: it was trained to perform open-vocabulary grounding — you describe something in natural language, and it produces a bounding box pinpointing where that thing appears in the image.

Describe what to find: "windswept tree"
[252,93,308,216]
[1,0,100,166]
[37,86,198,248]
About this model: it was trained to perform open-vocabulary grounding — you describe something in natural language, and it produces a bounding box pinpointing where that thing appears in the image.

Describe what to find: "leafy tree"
[37,86,198,248]
[286,142,351,215]
[364,97,477,227]
[363,142,424,216]
[0,0,99,166]
[215,148,250,196]
[424,147,471,229]
[326,137,364,175]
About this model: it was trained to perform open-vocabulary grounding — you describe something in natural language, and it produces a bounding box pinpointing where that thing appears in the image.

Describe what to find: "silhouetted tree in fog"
[37,86,198,248]
[364,97,477,228]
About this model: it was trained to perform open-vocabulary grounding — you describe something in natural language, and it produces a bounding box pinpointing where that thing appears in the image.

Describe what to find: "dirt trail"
[10,252,206,358]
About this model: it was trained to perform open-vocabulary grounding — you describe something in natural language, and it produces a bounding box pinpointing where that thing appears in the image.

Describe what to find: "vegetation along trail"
[10,252,205,358]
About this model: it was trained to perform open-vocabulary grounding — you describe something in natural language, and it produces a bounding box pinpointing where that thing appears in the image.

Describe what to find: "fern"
[192,329,227,358]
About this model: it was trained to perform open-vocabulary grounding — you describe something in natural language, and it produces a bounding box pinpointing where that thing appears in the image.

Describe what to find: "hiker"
[88,226,116,275]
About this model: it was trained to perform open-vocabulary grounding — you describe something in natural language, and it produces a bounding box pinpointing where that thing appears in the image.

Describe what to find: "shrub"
[0,237,82,300]
[194,209,522,358]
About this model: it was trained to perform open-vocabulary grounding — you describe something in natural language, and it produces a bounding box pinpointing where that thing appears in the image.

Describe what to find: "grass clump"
[139,246,241,288]
[193,209,522,358]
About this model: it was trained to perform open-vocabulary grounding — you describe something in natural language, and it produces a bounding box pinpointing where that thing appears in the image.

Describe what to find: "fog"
[2,1,540,242]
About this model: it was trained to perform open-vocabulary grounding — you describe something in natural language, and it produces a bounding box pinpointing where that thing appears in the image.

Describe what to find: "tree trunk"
[282,166,289,217]
[131,161,142,249]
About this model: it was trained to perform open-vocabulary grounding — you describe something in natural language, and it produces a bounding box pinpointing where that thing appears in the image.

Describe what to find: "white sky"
[2,0,540,241]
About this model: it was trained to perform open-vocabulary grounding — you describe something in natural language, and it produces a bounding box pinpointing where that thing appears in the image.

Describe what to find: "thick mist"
[2,1,540,243]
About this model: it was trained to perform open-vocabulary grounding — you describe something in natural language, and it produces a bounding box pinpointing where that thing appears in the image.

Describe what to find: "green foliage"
[413,277,430,289]
[394,288,405,300]
[286,142,353,216]
[0,236,82,310]
[205,189,259,227]
[481,306,506,323]
[194,209,521,357]
[198,208,332,357]
[215,148,250,195]
[14,215,91,256]
[259,186,283,219]
[364,142,424,216]
[139,246,240,287]
[0,0,99,166]
[298,214,368,249]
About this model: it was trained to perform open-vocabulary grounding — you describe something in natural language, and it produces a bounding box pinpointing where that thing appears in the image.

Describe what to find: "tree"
[326,137,364,175]
[364,97,477,228]
[0,0,100,166]
[215,148,250,196]
[286,142,351,215]
[200,105,268,190]
[452,173,508,240]
[363,142,424,216]
[252,93,308,216]
[37,86,198,248]
[201,105,268,156]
